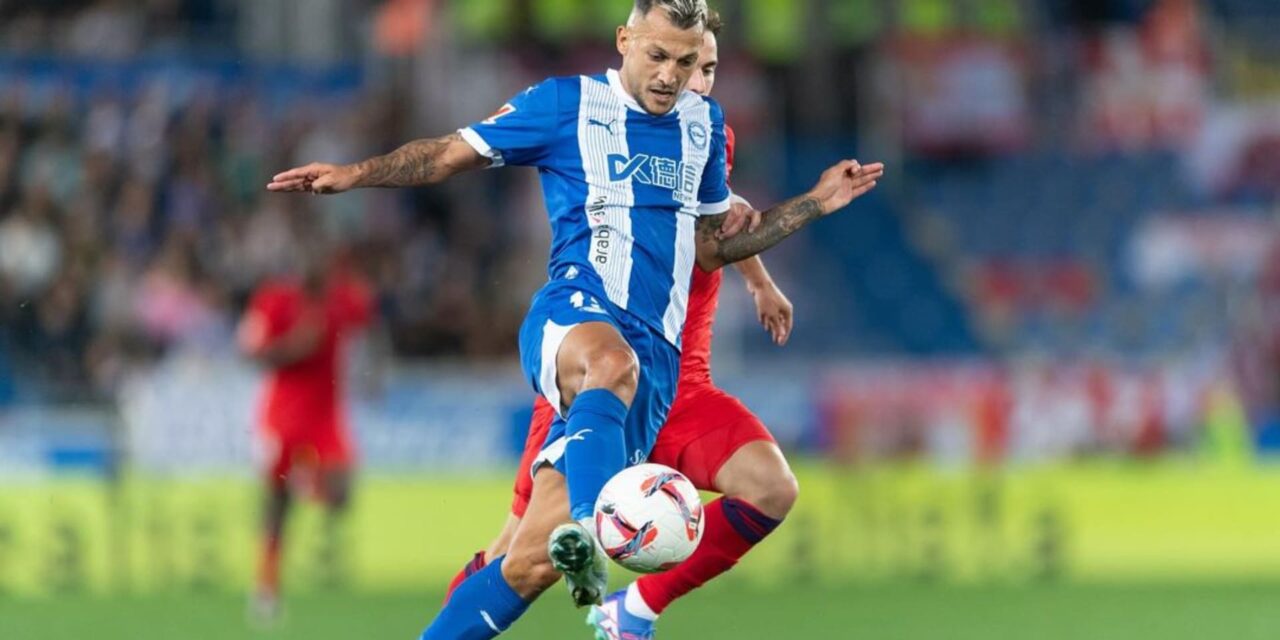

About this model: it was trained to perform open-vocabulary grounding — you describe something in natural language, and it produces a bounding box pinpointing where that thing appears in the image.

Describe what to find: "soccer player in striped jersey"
[444,12,812,640]
[267,1,883,637]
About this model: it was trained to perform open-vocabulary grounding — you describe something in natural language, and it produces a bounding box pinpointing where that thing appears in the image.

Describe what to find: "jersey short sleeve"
[459,79,560,169]
[696,99,731,215]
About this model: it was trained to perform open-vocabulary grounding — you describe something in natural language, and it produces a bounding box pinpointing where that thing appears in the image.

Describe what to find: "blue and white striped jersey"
[459,69,731,348]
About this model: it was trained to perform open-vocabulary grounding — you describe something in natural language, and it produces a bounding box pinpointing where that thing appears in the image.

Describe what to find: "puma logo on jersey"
[587,118,619,135]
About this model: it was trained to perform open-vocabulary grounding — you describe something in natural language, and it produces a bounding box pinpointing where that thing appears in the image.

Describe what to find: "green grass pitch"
[5,582,1280,639]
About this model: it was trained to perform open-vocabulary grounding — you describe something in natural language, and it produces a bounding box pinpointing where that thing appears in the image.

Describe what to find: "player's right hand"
[809,159,885,215]
[267,162,359,194]
[751,281,793,346]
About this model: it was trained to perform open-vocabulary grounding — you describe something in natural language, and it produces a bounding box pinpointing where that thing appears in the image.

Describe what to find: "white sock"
[624,582,659,621]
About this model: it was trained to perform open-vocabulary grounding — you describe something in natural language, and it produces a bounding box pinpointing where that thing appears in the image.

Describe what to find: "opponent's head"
[684,9,721,97]
[617,0,708,115]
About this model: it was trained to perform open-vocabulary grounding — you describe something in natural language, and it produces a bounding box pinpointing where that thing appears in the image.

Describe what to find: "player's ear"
[616,25,630,56]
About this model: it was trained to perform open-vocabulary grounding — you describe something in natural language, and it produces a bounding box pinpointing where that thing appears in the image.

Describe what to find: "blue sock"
[564,388,629,521]
[420,556,528,640]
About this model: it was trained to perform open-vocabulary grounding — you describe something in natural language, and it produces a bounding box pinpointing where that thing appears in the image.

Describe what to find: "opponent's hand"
[751,281,793,346]
[717,200,762,240]
[808,160,885,215]
[267,162,360,194]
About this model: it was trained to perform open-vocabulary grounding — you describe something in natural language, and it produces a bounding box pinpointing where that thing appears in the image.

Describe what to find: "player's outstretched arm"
[695,159,885,271]
[266,133,490,194]
[237,309,324,366]
[734,256,793,346]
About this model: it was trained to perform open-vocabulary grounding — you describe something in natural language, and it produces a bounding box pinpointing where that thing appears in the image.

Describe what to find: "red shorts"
[509,382,775,517]
[261,424,354,488]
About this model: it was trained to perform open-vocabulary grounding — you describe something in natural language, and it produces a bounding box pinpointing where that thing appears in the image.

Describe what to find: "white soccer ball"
[593,463,704,573]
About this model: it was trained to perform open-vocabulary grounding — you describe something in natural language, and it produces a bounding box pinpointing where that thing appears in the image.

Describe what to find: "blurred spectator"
[0,186,63,297]
[0,0,1276,415]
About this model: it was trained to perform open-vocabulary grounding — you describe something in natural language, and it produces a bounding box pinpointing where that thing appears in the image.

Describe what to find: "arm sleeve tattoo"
[697,195,824,268]
[353,133,470,188]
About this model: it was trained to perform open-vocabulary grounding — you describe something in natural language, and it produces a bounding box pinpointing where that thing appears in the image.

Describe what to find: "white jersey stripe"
[578,76,634,310]
[661,100,713,345]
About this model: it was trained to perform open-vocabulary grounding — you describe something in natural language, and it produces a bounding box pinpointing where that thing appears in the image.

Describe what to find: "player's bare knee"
[583,347,639,399]
[769,469,800,517]
[736,463,798,520]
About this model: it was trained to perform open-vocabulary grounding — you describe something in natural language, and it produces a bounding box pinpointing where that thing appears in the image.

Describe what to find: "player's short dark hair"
[633,0,708,31]
[705,8,723,36]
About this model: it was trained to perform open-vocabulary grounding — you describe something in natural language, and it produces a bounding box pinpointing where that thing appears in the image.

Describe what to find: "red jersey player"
[445,13,801,638]
[237,245,373,621]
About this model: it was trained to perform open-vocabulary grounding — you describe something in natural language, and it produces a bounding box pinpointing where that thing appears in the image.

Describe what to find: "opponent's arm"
[695,159,885,271]
[237,310,324,367]
[266,133,489,194]
[733,256,794,346]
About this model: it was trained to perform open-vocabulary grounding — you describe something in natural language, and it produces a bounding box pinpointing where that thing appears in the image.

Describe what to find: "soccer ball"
[593,463,704,573]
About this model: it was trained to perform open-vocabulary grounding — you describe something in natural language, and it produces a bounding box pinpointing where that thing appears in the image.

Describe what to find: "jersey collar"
[606,69,648,113]
[607,69,704,118]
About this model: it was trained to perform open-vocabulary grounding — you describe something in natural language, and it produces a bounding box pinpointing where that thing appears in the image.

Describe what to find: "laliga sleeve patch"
[482,103,516,125]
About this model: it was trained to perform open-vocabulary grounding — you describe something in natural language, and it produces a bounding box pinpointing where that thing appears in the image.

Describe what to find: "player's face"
[685,31,718,97]
[616,9,705,115]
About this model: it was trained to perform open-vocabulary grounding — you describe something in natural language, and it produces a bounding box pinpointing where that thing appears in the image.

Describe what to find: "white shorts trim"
[538,320,574,418]
[530,435,568,478]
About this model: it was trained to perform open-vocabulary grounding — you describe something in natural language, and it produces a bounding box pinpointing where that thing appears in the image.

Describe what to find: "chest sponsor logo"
[608,153,700,202]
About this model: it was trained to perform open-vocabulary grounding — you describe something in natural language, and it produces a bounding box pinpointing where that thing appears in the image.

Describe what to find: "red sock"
[635,497,781,614]
[257,534,282,596]
[443,550,488,604]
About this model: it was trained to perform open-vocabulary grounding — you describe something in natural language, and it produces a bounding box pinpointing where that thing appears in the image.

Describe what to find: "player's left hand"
[751,281,793,346]
[718,200,762,240]
[267,162,360,194]
[809,160,885,215]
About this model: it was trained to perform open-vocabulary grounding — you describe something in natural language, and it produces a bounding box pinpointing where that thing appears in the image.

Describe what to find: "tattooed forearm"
[353,133,465,188]
[697,195,824,269]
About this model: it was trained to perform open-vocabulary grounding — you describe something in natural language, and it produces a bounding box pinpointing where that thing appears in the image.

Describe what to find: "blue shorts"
[518,278,679,474]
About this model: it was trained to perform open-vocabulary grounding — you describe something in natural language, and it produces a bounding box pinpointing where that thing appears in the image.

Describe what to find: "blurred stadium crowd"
[0,0,1277,458]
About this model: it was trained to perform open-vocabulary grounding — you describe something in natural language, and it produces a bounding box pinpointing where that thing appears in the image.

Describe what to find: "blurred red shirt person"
[238,256,372,619]
[239,269,373,482]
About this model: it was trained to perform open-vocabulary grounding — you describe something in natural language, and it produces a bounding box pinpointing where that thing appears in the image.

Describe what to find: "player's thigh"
[555,320,638,407]
[501,465,571,598]
[518,283,636,412]
[652,385,775,491]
